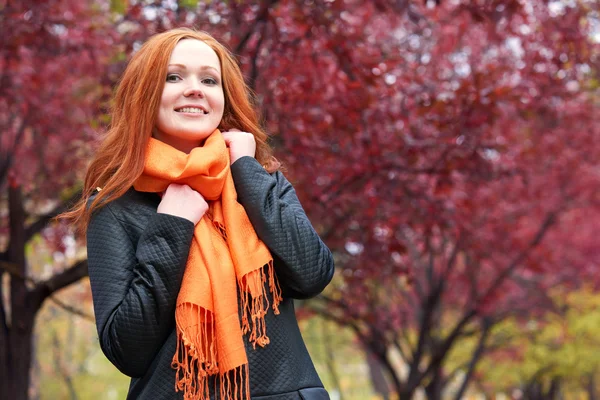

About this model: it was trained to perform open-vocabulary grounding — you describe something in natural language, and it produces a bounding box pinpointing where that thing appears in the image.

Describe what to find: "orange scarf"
[133,130,282,399]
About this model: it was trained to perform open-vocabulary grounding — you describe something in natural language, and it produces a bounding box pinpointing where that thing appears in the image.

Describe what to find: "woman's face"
[154,39,225,153]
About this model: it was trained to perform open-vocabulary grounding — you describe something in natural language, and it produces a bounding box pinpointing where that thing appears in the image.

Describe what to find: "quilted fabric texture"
[86,156,334,400]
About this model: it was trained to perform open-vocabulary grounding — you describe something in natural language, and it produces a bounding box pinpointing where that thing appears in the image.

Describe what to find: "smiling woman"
[61,28,334,400]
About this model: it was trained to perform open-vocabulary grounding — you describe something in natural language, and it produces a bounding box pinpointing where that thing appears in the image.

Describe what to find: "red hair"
[62,28,280,233]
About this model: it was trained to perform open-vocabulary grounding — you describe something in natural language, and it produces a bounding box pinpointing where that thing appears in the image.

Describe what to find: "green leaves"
[478,287,600,396]
[109,0,127,14]
[178,0,200,10]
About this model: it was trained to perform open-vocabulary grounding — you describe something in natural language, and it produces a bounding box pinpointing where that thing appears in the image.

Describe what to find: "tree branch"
[0,111,30,188]
[452,318,493,400]
[31,259,88,311]
[234,0,279,54]
[247,19,268,92]
[0,264,8,342]
[48,295,94,322]
[406,281,443,391]
[314,296,406,394]
[478,212,557,307]
[25,189,82,242]
[0,261,25,279]
[51,328,79,399]
[441,232,463,281]
[420,212,557,383]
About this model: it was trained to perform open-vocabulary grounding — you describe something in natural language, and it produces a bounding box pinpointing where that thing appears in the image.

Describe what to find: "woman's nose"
[183,81,204,98]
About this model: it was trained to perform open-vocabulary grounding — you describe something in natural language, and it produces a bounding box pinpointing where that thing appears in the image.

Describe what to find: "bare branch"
[0,266,8,341]
[31,259,88,311]
[1,260,92,320]
[48,295,94,322]
[466,253,480,307]
[51,328,79,398]
[478,212,557,306]
[0,261,23,279]
[234,0,279,54]
[397,227,426,300]
[393,336,411,364]
[247,19,268,92]
[0,111,30,188]
[407,283,444,391]
[441,232,463,281]
[25,189,82,242]
[420,212,557,382]
[452,318,493,400]
[425,233,435,289]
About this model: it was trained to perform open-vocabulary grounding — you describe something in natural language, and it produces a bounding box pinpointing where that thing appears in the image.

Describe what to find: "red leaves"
[1,0,117,198]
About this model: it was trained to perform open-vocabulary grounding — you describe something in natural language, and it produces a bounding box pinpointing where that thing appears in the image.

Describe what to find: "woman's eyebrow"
[167,64,220,74]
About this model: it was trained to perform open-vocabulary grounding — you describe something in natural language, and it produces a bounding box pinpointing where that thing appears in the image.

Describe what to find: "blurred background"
[1,0,599,399]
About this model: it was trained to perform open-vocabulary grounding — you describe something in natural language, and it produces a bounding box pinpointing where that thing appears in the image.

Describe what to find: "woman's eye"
[166,74,181,82]
[203,77,218,85]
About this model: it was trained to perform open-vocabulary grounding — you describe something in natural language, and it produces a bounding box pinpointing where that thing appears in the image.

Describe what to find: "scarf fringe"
[172,306,252,400]
[219,364,250,400]
[239,260,283,350]
[171,263,283,398]
[172,305,217,399]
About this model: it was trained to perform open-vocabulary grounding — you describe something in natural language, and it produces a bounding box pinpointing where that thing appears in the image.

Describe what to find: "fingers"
[165,183,205,200]
[158,184,208,225]
[222,129,254,147]
[220,129,256,164]
[221,132,233,146]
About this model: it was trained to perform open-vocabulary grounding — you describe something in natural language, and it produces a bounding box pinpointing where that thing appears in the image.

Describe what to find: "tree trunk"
[0,274,7,400]
[588,373,597,400]
[424,366,443,400]
[365,347,390,400]
[523,377,561,400]
[398,388,417,400]
[548,377,561,400]
[453,319,492,400]
[321,319,344,400]
[3,306,36,400]
[0,184,34,400]
[0,184,88,400]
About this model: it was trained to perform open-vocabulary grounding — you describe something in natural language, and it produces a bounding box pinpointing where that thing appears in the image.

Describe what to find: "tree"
[297,2,600,399]
[0,1,116,398]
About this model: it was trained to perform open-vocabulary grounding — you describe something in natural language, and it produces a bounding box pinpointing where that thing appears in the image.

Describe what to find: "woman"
[65,28,334,399]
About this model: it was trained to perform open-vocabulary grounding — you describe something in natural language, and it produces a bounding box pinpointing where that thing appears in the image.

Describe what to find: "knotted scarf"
[133,129,282,400]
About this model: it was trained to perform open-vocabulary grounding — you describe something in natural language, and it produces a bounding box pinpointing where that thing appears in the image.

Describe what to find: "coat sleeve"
[86,203,195,377]
[230,156,334,299]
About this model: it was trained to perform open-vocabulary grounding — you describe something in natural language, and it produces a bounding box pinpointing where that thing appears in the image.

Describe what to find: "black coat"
[86,156,334,400]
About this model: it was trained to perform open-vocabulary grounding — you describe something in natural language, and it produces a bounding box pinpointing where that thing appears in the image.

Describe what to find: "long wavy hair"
[62,28,280,234]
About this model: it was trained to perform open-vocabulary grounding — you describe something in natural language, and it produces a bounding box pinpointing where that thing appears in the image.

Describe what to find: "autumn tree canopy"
[1,0,599,399]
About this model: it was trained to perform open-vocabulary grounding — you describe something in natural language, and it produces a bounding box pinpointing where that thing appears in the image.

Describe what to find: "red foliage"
[0,0,117,200]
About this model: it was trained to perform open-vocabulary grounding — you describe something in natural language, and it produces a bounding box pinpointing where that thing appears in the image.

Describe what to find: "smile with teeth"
[176,107,208,114]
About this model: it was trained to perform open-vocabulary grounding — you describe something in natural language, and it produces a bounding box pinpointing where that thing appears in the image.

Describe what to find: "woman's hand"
[221,129,256,165]
[157,184,208,225]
